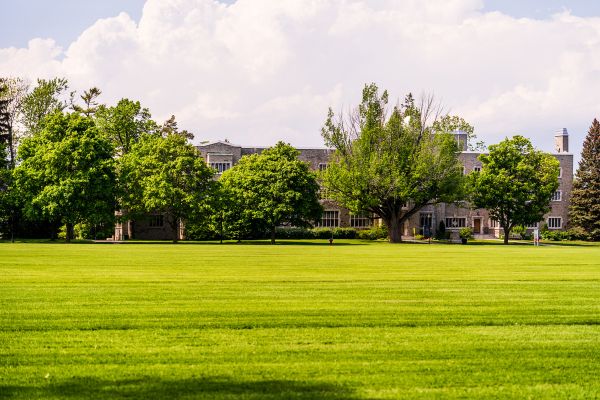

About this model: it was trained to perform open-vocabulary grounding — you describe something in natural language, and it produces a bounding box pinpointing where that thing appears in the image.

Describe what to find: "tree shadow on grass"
[1,376,364,400]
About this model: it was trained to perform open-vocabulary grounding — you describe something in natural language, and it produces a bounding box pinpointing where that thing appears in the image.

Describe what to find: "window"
[419,213,433,236]
[558,167,562,178]
[525,222,539,229]
[149,214,164,228]
[318,210,339,227]
[445,217,466,229]
[209,162,231,173]
[350,212,371,228]
[318,163,328,171]
[473,166,482,172]
[551,191,562,202]
[547,217,562,229]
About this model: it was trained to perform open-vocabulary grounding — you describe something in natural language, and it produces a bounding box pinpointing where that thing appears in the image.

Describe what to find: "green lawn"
[1,240,599,399]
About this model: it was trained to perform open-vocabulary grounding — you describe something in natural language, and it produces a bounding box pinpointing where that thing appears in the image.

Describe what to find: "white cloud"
[1,0,599,156]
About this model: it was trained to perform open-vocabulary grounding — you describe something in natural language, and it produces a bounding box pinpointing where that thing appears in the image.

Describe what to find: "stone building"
[114,130,573,240]
[196,131,573,239]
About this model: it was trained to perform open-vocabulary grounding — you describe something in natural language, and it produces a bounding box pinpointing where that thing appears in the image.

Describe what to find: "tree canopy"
[95,98,155,157]
[320,84,465,242]
[468,136,560,244]
[14,112,116,242]
[20,78,69,136]
[120,133,215,243]
[569,119,600,240]
[220,142,322,244]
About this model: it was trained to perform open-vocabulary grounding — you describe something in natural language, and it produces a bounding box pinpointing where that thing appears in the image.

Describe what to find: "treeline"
[0,77,322,243]
[3,79,596,244]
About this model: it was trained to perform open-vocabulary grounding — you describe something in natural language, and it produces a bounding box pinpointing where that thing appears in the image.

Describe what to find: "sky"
[1,0,600,163]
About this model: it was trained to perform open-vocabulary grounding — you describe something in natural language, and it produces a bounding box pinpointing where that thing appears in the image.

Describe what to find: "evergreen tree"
[569,119,600,240]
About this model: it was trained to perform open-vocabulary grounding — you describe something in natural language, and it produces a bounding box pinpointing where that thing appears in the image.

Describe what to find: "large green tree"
[220,142,322,244]
[14,112,116,242]
[120,133,215,243]
[469,136,560,244]
[569,119,600,240]
[321,84,465,243]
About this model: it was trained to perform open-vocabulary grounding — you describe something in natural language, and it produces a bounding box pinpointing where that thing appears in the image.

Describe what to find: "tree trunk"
[270,225,276,244]
[503,226,510,245]
[8,126,15,170]
[65,222,73,243]
[386,217,403,243]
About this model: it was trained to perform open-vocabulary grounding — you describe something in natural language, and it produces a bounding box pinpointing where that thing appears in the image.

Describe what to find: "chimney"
[554,128,569,153]
[454,130,468,152]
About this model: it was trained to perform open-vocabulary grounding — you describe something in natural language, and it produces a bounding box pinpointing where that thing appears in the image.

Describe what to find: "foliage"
[468,136,560,244]
[14,112,116,242]
[95,98,155,156]
[511,225,527,240]
[321,84,465,243]
[432,114,485,151]
[435,220,449,240]
[71,87,102,117]
[569,119,600,240]
[120,133,216,243]
[459,227,473,240]
[220,142,323,244]
[356,225,388,240]
[20,78,69,136]
[541,227,591,241]
[0,77,28,169]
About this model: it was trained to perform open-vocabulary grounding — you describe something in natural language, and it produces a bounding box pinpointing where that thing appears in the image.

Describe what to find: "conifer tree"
[569,119,600,240]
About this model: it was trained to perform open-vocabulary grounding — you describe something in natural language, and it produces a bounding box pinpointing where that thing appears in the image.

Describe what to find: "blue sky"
[3,0,600,48]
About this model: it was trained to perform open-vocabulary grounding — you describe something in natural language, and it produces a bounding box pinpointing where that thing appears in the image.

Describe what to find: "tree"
[569,119,600,240]
[433,114,485,151]
[468,136,560,244]
[95,98,155,156]
[20,78,69,136]
[71,87,102,117]
[220,142,322,244]
[321,84,465,243]
[0,77,28,169]
[158,115,194,140]
[120,133,215,243]
[14,112,116,242]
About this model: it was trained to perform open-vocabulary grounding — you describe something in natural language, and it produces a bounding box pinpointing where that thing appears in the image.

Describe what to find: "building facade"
[196,130,573,239]
[114,130,573,240]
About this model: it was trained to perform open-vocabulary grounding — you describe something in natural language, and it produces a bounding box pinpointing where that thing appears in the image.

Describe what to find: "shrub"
[511,225,527,240]
[312,227,333,239]
[459,227,473,240]
[541,230,569,241]
[357,226,388,240]
[275,227,315,239]
[435,221,447,240]
[566,226,590,241]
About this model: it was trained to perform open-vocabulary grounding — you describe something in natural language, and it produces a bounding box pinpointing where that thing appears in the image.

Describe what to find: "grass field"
[1,240,600,399]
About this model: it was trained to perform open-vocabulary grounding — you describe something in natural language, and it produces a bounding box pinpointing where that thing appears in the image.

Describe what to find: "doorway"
[473,217,481,234]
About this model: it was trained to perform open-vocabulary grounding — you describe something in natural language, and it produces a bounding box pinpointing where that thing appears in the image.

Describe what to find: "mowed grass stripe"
[1,240,599,399]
